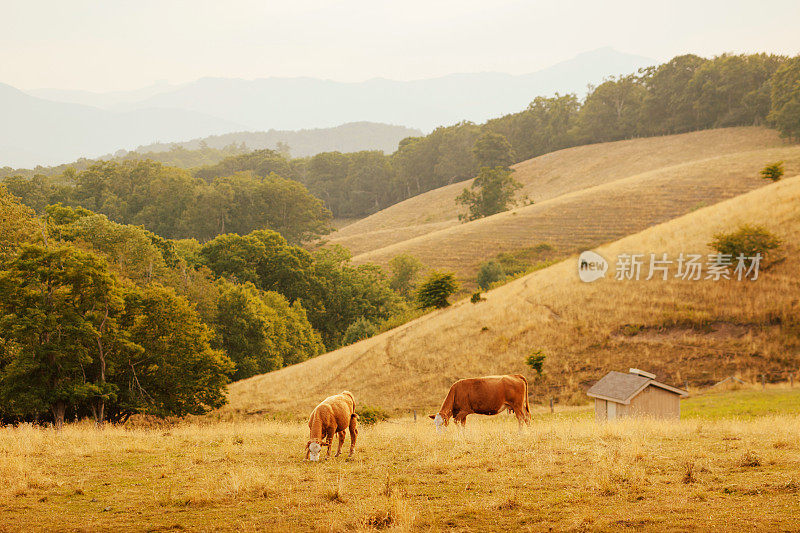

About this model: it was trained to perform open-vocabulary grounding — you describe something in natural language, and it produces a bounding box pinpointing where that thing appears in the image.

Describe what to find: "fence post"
[549,397,554,414]
[761,374,766,389]
[685,380,689,392]
[791,374,794,388]
[413,410,417,422]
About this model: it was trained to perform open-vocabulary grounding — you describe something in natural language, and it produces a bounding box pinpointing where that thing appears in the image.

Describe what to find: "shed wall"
[594,399,607,421]
[628,385,680,419]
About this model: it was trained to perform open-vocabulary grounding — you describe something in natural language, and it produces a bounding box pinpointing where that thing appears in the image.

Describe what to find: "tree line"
[5,54,799,227]
[2,160,333,243]
[186,53,800,218]
[0,186,443,426]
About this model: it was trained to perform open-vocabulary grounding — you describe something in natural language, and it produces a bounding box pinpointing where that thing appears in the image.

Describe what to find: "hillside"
[327,127,798,278]
[226,174,800,415]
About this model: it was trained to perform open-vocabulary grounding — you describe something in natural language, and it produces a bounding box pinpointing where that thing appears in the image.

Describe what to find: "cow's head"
[306,441,322,461]
[428,413,449,433]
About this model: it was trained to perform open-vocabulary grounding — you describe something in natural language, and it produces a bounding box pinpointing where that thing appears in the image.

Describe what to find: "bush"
[525,350,546,374]
[760,161,784,182]
[376,307,426,334]
[477,260,505,289]
[416,271,459,309]
[470,292,485,303]
[342,317,377,346]
[709,225,781,264]
[357,406,389,425]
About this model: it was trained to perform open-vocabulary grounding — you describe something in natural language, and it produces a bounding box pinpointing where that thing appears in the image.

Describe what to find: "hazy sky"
[2,0,799,92]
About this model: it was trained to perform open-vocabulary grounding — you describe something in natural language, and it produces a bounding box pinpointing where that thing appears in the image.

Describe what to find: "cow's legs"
[513,403,530,431]
[334,431,345,456]
[348,416,358,457]
[455,413,467,430]
[325,429,334,458]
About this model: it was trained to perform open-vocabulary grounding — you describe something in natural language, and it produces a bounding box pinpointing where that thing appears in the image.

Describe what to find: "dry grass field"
[2,393,799,532]
[228,174,800,416]
[325,127,798,281]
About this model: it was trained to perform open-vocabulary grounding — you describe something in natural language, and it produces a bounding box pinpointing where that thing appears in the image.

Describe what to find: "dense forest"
[0,189,421,425]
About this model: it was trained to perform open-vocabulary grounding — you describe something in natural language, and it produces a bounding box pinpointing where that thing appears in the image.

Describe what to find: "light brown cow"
[429,375,531,431]
[305,391,358,461]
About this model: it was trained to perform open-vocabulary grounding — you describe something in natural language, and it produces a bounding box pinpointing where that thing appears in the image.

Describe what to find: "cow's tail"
[517,374,531,418]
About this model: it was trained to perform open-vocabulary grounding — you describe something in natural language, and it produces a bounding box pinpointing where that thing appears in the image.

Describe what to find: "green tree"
[0,186,41,266]
[310,246,401,348]
[116,284,233,419]
[194,148,292,182]
[477,260,505,289]
[388,254,424,300]
[576,75,646,142]
[525,350,546,374]
[432,123,481,185]
[342,317,378,346]
[760,161,785,182]
[211,280,321,380]
[416,271,459,309]
[709,225,781,265]
[688,53,783,129]
[456,167,522,221]
[180,173,332,243]
[768,56,800,139]
[199,229,315,303]
[0,245,137,427]
[639,54,707,134]
[303,151,351,216]
[472,132,515,169]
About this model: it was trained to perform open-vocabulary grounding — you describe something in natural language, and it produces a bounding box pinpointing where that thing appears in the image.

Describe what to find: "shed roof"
[586,371,688,404]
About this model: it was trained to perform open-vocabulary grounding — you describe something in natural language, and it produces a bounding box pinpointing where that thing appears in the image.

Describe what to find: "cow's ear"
[428,414,436,419]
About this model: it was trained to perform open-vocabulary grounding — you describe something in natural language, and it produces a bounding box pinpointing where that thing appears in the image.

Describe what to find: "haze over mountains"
[2,47,655,168]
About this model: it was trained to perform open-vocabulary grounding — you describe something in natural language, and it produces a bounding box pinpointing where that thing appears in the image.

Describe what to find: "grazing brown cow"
[429,375,531,432]
[305,391,358,461]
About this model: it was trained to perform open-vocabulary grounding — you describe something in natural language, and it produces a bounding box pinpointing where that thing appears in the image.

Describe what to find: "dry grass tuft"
[739,450,763,468]
[682,460,697,484]
[363,495,415,530]
[327,474,347,503]
[495,496,521,510]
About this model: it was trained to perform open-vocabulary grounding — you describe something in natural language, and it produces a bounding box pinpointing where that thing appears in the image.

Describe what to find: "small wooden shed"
[587,368,688,421]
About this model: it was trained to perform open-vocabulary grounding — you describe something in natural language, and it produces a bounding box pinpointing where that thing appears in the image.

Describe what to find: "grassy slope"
[326,127,797,280]
[227,175,800,415]
[2,407,799,531]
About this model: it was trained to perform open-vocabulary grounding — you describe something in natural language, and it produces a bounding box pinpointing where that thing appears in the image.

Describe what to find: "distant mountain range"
[133,122,422,159]
[0,83,243,168]
[2,47,656,168]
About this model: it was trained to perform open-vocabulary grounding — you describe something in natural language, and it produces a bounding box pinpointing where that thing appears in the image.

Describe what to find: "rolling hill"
[226,173,800,416]
[328,127,799,280]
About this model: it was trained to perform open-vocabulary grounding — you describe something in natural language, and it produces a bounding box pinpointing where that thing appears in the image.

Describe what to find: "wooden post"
[685,380,689,392]
[549,398,554,414]
[761,374,766,389]
[790,374,794,388]
[413,410,417,422]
